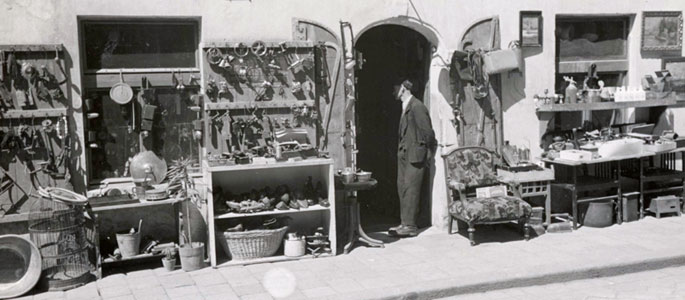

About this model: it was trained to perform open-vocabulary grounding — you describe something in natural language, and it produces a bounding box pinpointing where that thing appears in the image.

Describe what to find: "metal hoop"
[206,47,223,65]
[250,40,268,57]
[234,43,249,58]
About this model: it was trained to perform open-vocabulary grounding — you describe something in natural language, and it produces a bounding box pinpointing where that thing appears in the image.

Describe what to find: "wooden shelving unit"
[204,158,336,268]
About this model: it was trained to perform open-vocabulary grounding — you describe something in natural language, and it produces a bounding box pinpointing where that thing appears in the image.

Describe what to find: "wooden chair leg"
[519,218,530,241]
[448,216,453,234]
[467,223,476,246]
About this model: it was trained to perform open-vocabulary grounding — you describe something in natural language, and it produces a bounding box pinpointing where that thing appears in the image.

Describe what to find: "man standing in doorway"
[389,79,435,237]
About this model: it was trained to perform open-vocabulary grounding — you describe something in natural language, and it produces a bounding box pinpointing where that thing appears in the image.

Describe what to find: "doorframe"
[353,19,444,227]
[354,16,442,110]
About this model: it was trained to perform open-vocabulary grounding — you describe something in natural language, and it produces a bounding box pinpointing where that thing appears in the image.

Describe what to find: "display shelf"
[0,44,63,52]
[202,40,313,49]
[205,158,336,268]
[102,253,164,265]
[536,98,676,112]
[91,198,181,212]
[205,100,315,111]
[216,253,332,267]
[0,108,68,119]
[215,204,329,219]
[207,158,333,172]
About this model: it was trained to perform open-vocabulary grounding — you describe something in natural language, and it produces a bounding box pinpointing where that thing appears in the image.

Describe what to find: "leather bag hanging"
[482,41,523,75]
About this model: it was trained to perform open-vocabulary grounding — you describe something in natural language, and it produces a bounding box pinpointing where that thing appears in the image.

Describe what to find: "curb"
[332,254,685,300]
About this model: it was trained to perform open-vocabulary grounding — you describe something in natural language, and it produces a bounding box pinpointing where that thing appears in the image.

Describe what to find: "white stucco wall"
[1,0,684,229]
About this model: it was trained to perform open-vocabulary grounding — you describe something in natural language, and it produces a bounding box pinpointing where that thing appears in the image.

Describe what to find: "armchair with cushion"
[443,146,532,245]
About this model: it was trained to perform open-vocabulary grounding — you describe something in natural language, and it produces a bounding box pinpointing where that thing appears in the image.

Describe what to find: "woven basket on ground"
[223,226,288,260]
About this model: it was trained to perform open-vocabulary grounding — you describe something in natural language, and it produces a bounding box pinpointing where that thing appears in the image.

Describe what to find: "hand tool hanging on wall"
[0,50,5,83]
[19,63,37,107]
[52,46,68,86]
[467,50,489,100]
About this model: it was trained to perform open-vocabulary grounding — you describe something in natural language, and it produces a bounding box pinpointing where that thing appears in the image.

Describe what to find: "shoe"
[392,225,418,237]
[388,224,404,236]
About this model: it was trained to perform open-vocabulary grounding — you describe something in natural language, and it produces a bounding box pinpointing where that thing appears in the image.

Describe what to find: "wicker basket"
[222,226,288,260]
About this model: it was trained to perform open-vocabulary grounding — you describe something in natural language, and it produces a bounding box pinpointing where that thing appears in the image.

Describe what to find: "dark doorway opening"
[355,25,432,230]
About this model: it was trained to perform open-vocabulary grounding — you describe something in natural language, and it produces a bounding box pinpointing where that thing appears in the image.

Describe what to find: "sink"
[597,138,644,158]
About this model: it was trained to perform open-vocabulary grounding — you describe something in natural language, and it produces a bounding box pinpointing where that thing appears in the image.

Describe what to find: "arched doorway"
[355,24,432,229]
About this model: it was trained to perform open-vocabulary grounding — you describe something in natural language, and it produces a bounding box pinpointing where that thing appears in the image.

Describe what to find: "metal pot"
[339,168,355,184]
[356,170,372,182]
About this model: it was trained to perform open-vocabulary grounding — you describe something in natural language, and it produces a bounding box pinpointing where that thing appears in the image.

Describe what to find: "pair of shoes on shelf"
[388,224,418,237]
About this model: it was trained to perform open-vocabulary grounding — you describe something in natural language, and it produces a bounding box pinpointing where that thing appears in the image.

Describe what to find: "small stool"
[648,195,682,219]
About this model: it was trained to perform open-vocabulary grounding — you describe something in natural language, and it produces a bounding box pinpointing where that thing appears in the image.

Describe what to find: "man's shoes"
[388,225,418,237]
[388,224,404,235]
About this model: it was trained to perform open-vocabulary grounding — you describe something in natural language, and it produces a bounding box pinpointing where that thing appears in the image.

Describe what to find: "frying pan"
[110,70,133,104]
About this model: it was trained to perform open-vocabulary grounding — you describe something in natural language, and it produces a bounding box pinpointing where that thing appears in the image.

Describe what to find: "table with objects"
[543,152,655,229]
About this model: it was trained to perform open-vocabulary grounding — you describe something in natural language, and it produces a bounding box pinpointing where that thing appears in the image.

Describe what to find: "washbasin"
[597,138,644,158]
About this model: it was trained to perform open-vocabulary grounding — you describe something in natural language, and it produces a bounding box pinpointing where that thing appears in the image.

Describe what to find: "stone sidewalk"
[14,215,685,300]
[439,265,685,299]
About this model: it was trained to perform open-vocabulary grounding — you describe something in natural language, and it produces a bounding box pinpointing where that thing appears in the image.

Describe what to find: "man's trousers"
[397,151,426,227]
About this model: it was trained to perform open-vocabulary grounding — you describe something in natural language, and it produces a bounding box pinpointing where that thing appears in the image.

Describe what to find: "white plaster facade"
[1,0,684,229]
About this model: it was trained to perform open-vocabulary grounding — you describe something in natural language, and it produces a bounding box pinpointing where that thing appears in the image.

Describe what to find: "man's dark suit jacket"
[398,96,436,164]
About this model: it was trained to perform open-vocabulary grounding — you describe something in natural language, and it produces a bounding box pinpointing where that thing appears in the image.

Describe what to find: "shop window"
[82,20,198,70]
[80,19,201,182]
[555,15,632,93]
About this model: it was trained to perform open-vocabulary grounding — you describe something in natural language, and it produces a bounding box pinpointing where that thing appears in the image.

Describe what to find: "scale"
[129,151,168,201]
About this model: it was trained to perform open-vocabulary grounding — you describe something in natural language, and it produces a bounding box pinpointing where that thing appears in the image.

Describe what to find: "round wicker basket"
[222,227,288,260]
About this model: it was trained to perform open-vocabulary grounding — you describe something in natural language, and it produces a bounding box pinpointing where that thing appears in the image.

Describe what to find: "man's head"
[393,79,413,100]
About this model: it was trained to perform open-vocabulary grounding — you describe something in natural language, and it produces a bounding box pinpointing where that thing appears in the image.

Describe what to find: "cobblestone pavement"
[439,265,685,300]
[14,215,685,300]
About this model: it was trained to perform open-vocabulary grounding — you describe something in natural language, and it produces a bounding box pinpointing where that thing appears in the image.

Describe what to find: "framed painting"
[641,11,683,52]
[520,11,542,47]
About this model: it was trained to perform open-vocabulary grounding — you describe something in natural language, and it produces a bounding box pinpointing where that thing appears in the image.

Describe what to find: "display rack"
[200,40,322,157]
[204,158,336,267]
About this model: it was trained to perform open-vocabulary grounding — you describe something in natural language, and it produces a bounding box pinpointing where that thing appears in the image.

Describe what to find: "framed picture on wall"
[662,57,685,79]
[520,11,542,47]
[641,11,683,52]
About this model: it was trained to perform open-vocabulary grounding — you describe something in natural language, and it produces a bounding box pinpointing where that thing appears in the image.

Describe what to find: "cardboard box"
[476,185,507,198]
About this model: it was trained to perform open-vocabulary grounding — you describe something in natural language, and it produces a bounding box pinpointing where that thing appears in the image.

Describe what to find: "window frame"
[79,17,201,73]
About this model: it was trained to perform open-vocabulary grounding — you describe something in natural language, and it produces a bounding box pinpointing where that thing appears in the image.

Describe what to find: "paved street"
[440,265,685,300]
[13,215,685,300]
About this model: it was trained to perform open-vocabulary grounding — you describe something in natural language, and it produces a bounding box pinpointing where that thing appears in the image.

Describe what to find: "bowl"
[356,171,372,182]
[0,235,42,299]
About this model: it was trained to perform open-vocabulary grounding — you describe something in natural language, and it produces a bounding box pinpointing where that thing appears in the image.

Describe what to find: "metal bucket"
[115,232,140,258]
[583,201,614,228]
